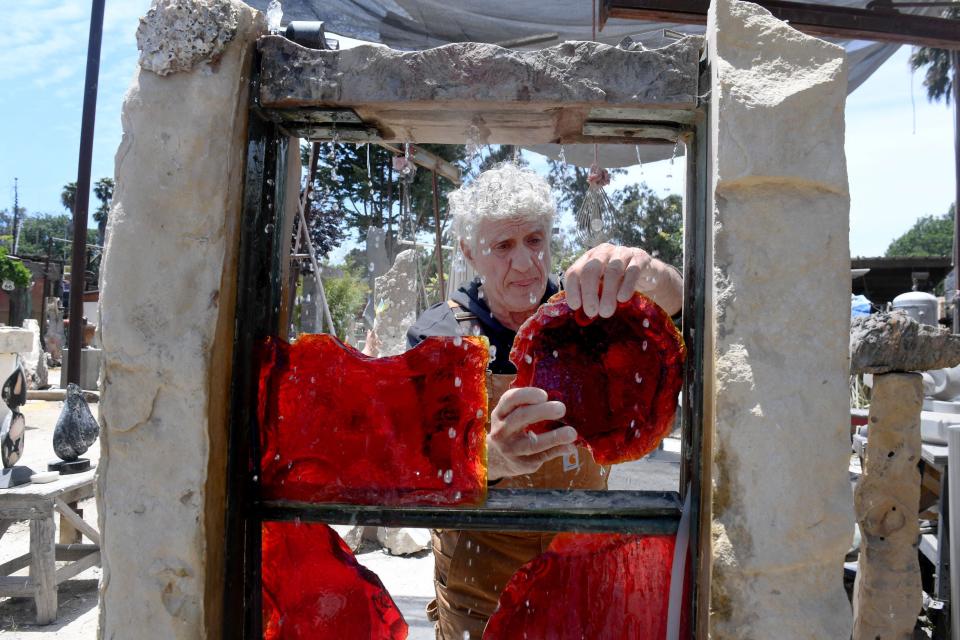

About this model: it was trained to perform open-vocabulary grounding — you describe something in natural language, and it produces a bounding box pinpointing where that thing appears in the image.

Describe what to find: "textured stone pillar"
[853,373,923,640]
[707,1,853,637]
[98,1,263,638]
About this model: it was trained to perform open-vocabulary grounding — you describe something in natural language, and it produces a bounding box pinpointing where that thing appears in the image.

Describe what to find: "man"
[407,163,683,639]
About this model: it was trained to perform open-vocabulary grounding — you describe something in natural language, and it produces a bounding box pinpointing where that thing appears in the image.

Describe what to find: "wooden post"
[432,170,445,298]
[30,509,57,625]
[853,372,923,640]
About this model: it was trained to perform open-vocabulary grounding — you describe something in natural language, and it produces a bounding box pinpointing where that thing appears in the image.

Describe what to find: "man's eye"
[495,242,511,251]
[528,237,543,246]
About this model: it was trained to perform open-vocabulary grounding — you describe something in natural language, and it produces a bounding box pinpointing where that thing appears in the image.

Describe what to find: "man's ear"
[460,238,476,269]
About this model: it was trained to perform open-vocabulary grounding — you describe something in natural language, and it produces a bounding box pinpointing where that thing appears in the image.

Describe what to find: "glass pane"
[258,333,489,505]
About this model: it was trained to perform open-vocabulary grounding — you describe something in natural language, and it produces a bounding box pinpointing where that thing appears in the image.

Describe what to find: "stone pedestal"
[61,348,101,391]
[853,373,922,640]
[707,1,853,637]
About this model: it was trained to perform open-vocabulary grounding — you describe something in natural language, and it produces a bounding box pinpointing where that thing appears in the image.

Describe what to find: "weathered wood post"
[850,311,960,639]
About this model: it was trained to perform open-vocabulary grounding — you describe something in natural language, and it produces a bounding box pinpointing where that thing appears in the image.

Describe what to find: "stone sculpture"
[52,383,100,469]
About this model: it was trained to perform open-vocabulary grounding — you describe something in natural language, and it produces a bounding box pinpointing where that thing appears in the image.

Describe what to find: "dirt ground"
[0,369,100,638]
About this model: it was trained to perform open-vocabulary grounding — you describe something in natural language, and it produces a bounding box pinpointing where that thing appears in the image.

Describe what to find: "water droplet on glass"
[482,247,491,256]
[552,350,558,358]
[454,376,462,388]
[453,336,463,347]
[488,344,497,359]
[274,453,280,461]
[476,409,484,419]
[643,318,650,328]
[528,292,537,304]
[443,469,454,484]
[527,431,538,444]
[630,419,635,428]
[642,340,648,351]
[559,146,566,164]
[524,354,533,364]
[538,251,544,261]
[266,0,283,31]
[635,373,643,383]
[449,427,457,439]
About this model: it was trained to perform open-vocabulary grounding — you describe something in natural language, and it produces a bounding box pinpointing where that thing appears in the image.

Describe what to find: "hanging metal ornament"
[575,147,616,248]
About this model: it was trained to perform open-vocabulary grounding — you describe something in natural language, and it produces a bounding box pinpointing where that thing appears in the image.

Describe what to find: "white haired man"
[406,163,683,639]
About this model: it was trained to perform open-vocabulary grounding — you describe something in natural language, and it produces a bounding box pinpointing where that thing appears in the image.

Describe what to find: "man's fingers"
[617,255,648,302]
[492,387,549,420]
[598,258,626,318]
[565,265,583,310]
[523,443,578,469]
[577,258,604,317]
[496,401,566,439]
[512,424,577,456]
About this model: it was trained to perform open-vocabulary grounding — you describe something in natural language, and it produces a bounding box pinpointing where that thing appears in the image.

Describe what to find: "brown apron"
[429,372,610,640]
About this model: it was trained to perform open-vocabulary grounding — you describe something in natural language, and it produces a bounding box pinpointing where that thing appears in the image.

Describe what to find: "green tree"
[93,177,114,246]
[611,185,684,268]
[321,266,369,341]
[60,182,77,215]
[885,204,955,257]
[16,214,74,260]
[908,5,959,104]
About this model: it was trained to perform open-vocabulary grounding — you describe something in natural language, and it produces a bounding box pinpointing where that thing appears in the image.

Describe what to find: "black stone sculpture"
[51,383,99,474]
[0,365,31,487]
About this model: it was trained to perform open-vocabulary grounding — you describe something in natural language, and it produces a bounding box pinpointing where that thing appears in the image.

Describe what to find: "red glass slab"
[262,521,408,640]
[258,334,489,506]
[510,291,685,465]
[483,533,686,640]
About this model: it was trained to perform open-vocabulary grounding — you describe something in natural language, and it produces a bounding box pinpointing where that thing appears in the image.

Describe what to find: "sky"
[0,0,955,258]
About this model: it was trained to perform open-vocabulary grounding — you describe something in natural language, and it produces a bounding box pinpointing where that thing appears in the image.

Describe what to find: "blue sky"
[0,0,955,258]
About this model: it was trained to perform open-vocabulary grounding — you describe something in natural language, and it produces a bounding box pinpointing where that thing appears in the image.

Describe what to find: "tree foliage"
[611,185,684,268]
[0,246,32,289]
[321,266,369,341]
[885,204,955,257]
[908,6,959,104]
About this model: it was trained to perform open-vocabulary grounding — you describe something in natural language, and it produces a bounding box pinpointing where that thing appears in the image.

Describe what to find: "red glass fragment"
[510,291,685,465]
[483,533,686,640]
[258,334,489,506]
[262,521,408,640]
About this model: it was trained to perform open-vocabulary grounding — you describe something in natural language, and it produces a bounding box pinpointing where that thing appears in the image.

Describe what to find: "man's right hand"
[487,387,579,482]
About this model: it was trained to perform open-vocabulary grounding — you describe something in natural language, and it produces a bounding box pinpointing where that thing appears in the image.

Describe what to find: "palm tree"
[908,5,959,104]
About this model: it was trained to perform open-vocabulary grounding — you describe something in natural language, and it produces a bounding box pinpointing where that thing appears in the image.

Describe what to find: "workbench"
[0,468,99,624]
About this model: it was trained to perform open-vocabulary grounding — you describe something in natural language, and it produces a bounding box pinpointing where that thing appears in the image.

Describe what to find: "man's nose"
[510,245,535,271]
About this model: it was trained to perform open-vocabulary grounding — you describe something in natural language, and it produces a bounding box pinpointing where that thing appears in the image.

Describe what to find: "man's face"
[465,218,551,315]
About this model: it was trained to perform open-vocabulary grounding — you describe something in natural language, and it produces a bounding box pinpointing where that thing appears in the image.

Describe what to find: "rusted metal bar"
[953,50,959,333]
[67,0,105,386]
[601,0,960,49]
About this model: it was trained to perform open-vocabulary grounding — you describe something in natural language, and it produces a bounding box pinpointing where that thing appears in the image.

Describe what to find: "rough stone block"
[850,310,960,374]
[98,1,264,638]
[20,319,47,390]
[373,250,419,357]
[853,373,922,640]
[0,328,34,355]
[707,1,853,638]
[376,527,431,556]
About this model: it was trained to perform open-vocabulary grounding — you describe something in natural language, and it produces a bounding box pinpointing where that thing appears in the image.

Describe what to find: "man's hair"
[449,163,555,251]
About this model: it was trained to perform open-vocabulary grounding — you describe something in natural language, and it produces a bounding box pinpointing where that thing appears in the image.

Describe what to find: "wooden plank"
[29,514,57,624]
[54,498,100,546]
[0,552,31,577]
[602,0,960,50]
[55,544,100,562]
[582,121,685,141]
[284,124,383,143]
[588,107,697,125]
[58,501,81,545]
[378,142,462,185]
[55,551,100,584]
[0,576,33,597]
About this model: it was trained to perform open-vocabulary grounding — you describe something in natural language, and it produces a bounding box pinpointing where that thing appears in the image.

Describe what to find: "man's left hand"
[564,243,682,317]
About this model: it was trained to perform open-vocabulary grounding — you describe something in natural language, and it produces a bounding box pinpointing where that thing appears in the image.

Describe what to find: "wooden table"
[0,468,99,624]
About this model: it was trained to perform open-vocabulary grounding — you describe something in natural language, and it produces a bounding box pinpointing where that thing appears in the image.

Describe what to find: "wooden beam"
[378,142,462,185]
[54,497,100,546]
[602,0,960,49]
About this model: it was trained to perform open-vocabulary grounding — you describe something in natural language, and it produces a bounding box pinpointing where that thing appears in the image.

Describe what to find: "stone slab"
[97,1,264,638]
[707,1,853,638]
[850,310,960,374]
[258,35,702,145]
[0,328,34,355]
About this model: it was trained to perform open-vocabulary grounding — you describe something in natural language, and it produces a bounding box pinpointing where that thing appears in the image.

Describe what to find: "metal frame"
[223,41,712,640]
[601,0,960,49]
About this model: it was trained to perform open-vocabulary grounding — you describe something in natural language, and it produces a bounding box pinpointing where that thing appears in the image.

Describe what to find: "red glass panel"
[483,533,686,639]
[510,291,685,465]
[258,334,489,506]
[262,521,408,640]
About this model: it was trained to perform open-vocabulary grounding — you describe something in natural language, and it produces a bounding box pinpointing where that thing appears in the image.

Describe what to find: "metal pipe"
[953,49,959,334]
[67,0,105,386]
